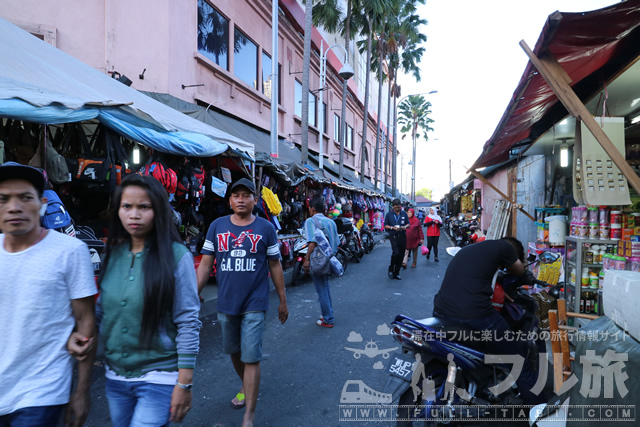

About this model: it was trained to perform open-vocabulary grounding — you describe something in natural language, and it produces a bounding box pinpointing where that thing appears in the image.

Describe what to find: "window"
[319,102,327,134]
[308,92,316,127]
[262,51,272,98]
[278,63,282,105]
[294,80,302,117]
[334,114,341,141]
[346,125,353,150]
[234,28,258,89]
[197,0,229,70]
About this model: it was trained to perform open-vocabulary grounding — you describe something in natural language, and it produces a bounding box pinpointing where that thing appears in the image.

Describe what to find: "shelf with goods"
[565,236,617,317]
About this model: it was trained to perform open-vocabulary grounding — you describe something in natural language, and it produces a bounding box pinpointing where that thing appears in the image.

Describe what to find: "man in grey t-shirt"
[0,163,97,427]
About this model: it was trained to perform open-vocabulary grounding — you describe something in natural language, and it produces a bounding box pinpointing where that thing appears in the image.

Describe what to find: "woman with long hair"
[97,174,201,426]
[424,207,442,262]
[402,208,424,268]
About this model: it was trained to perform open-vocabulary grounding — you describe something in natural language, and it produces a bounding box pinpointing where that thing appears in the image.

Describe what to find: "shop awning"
[472,1,640,169]
[0,17,254,158]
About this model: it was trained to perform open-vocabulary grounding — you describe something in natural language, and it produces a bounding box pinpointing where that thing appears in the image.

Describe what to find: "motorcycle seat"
[414,317,489,352]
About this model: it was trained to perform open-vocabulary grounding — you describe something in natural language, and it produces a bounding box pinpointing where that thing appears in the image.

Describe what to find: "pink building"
[1,0,394,187]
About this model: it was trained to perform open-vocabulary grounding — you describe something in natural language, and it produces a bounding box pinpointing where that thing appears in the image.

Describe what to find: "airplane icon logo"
[344,340,398,359]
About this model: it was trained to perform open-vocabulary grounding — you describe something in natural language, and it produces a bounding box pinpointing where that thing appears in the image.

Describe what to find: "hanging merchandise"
[220,166,232,183]
[41,189,72,230]
[206,174,227,198]
[261,186,283,215]
[176,161,203,210]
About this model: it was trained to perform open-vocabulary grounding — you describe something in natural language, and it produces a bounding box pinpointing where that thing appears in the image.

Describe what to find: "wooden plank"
[548,310,565,393]
[520,40,640,195]
[467,168,535,221]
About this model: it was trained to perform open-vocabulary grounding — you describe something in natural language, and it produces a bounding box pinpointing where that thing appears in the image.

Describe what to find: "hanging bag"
[41,189,72,230]
[309,217,333,276]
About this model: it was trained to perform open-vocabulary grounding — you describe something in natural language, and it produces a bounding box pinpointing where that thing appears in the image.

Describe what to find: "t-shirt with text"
[201,215,280,315]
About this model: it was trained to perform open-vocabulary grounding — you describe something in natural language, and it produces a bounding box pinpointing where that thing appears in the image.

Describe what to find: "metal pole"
[319,41,325,170]
[270,0,278,157]
[412,129,416,203]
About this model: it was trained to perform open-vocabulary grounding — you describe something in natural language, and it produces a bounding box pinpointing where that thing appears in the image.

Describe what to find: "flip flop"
[231,392,246,409]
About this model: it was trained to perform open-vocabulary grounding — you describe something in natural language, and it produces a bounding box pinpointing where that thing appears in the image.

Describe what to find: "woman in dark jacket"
[402,208,424,268]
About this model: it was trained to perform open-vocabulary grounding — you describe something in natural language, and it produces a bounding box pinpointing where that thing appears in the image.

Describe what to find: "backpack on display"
[41,189,72,230]
[176,163,203,207]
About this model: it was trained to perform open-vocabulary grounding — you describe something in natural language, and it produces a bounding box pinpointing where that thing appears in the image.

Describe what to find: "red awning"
[472,1,640,169]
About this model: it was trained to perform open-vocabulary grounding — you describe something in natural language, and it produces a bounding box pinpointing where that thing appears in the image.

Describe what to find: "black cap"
[0,162,46,195]
[230,178,256,194]
[391,198,402,206]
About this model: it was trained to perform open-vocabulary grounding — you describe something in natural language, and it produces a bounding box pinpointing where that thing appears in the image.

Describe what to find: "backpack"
[309,217,333,276]
[140,161,177,195]
[45,137,70,184]
[41,189,72,230]
[176,163,203,205]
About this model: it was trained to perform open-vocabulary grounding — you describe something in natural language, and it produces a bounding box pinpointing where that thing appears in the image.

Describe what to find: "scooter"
[360,222,375,253]
[383,251,559,425]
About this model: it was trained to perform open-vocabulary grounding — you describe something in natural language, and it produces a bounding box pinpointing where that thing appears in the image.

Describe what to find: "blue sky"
[396,0,619,200]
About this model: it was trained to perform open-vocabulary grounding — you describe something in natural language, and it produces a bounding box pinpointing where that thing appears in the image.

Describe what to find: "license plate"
[387,352,415,381]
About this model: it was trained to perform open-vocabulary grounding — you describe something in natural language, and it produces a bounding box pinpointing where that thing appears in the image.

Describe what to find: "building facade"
[2,0,394,186]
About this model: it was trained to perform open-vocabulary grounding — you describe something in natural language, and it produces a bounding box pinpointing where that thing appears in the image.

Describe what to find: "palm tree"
[314,0,365,180]
[354,0,395,183]
[390,1,427,195]
[397,95,434,201]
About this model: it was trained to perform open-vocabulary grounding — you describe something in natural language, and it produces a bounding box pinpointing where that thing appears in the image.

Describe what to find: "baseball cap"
[0,162,46,195]
[230,178,256,195]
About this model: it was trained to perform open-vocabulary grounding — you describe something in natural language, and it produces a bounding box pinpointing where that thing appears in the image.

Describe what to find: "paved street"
[85,234,453,426]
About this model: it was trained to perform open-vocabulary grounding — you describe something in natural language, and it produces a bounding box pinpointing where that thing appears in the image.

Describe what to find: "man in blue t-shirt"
[197,178,288,426]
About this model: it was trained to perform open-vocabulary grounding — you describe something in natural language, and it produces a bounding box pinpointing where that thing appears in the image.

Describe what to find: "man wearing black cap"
[197,177,288,427]
[384,199,410,280]
[0,162,97,426]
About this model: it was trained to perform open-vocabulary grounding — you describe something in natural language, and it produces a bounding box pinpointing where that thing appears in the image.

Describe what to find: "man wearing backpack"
[303,197,339,328]
[0,162,97,427]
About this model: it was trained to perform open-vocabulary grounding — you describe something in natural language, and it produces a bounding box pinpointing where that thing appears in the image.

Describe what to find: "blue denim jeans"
[105,378,174,427]
[312,274,334,324]
[217,311,265,363]
[0,405,63,427]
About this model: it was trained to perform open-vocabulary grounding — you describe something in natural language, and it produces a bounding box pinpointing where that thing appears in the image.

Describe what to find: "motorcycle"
[334,217,363,263]
[360,222,375,254]
[383,251,559,426]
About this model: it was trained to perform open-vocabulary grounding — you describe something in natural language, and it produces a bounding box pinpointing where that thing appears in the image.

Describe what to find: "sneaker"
[394,274,402,280]
[316,319,334,328]
[435,258,439,262]
[388,271,395,279]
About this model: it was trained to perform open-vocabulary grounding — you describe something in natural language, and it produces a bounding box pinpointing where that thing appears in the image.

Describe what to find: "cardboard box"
[603,270,640,341]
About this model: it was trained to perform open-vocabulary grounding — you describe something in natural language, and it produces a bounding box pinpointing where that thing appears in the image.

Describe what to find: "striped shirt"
[304,214,339,254]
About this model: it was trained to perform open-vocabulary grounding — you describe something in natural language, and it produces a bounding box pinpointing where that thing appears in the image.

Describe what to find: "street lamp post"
[383,124,395,195]
[393,90,437,199]
[318,41,355,171]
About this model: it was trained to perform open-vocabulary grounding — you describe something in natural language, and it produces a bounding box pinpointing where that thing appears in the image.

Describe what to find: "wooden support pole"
[520,40,640,195]
[466,167,536,222]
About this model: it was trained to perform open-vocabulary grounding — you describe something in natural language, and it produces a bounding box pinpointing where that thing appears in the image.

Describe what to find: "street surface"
[86,234,453,426]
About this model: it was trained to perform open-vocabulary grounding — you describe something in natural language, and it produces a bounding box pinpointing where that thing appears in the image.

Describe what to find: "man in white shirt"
[0,162,97,427]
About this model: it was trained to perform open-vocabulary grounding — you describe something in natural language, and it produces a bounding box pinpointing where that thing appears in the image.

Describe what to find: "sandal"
[411,263,416,268]
[231,392,246,409]
[402,263,407,269]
